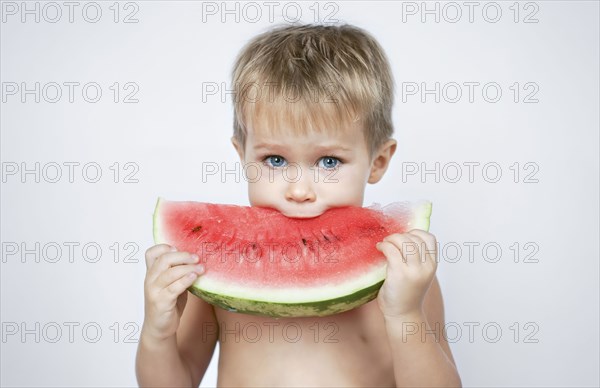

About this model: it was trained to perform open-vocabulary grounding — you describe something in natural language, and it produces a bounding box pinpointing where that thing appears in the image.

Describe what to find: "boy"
[136,24,461,387]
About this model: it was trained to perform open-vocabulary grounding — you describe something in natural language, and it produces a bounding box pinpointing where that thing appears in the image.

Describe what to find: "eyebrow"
[253,143,353,152]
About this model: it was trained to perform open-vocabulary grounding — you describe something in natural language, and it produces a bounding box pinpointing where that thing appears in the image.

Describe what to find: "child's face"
[232,120,396,218]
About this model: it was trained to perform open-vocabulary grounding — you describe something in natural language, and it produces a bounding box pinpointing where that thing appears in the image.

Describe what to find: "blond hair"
[231,23,394,158]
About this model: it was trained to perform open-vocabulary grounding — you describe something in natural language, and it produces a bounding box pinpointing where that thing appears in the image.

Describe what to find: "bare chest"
[214,300,395,387]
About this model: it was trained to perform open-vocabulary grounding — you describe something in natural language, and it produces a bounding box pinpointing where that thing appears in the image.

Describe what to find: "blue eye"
[318,157,341,170]
[264,155,287,168]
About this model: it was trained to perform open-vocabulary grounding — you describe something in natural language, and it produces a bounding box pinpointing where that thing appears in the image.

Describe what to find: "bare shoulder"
[176,292,219,387]
[423,275,457,366]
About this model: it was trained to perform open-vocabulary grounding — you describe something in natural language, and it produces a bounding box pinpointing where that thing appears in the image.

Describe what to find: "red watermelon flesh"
[153,198,432,317]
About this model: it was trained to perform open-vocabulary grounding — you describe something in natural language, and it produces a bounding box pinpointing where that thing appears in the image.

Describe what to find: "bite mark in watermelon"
[152,198,432,318]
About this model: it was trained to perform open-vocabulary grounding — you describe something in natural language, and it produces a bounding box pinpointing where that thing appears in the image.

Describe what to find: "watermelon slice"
[152,198,432,318]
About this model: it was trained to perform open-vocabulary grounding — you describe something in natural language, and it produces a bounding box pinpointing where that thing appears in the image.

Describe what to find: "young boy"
[136,24,461,387]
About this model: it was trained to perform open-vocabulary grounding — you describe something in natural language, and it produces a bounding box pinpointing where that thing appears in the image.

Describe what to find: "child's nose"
[285,174,316,203]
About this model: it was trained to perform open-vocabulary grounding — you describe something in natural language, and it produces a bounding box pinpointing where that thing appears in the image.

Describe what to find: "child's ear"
[231,136,244,161]
[368,139,397,184]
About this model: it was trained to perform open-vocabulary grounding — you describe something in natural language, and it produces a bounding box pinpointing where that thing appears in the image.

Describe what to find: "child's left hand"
[375,229,438,319]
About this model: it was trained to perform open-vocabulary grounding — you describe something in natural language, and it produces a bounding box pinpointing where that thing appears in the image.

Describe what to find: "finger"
[408,230,438,269]
[406,234,433,267]
[162,270,201,299]
[383,233,421,265]
[156,263,205,289]
[376,241,406,272]
[147,251,199,284]
[402,233,426,265]
[145,244,175,270]
[407,234,434,268]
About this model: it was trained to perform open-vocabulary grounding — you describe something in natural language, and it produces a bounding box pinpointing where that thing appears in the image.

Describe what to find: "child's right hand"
[142,244,205,342]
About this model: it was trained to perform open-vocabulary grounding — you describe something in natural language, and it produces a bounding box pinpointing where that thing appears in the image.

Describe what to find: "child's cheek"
[323,167,368,204]
[247,171,284,204]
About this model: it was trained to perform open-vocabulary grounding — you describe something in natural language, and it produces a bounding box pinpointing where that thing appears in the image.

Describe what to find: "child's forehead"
[246,104,362,137]
[246,117,362,145]
[249,120,347,135]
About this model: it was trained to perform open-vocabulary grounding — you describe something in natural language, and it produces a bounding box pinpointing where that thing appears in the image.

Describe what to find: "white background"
[1,1,599,387]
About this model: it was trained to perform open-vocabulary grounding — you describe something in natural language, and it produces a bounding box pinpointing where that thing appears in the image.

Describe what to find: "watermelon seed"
[302,238,307,246]
[191,225,203,233]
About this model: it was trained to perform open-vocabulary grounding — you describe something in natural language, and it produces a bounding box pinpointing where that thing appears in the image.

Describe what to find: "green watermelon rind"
[410,200,432,232]
[189,259,387,304]
[189,279,385,318]
[152,198,432,318]
[152,197,164,244]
